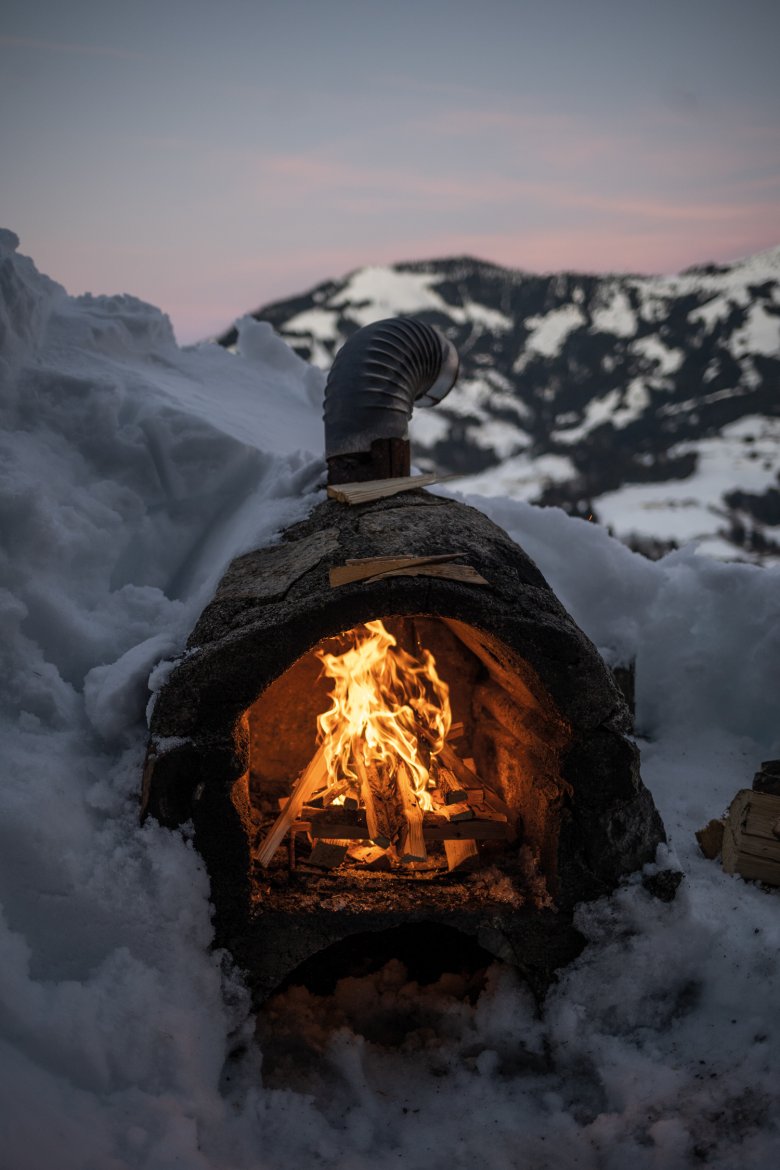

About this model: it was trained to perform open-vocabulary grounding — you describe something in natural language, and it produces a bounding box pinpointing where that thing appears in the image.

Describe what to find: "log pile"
[696,759,780,888]
[255,734,511,874]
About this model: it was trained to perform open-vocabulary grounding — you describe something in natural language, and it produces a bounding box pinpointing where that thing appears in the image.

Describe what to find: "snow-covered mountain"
[219,250,780,563]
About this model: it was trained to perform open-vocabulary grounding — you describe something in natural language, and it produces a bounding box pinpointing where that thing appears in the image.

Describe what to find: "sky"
[2,0,779,343]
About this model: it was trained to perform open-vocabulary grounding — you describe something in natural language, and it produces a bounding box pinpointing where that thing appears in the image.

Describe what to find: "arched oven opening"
[250,614,570,898]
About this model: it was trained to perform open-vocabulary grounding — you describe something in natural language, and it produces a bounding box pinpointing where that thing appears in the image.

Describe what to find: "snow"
[631,334,684,374]
[596,417,780,548]
[2,231,780,1168]
[590,286,638,337]
[454,452,578,501]
[517,303,586,363]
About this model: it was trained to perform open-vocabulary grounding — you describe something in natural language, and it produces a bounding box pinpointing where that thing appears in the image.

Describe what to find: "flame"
[315,620,451,810]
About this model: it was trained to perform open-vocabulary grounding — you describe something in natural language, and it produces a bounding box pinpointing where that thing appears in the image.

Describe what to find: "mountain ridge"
[217,249,780,563]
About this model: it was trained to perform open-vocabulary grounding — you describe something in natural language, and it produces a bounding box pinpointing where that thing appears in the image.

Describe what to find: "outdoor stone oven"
[142,489,666,1004]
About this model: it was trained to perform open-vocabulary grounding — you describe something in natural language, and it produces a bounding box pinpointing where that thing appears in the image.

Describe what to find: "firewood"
[465,787,484,804]
[468,802,508,824]
[369,563,489,586]
[422,812,509,841]
[348,844,393,871]
[256,742,328,866]
[320,780,350,807]
[308,808,368,839]
[437,767,467,805]
[721,789,780,886]
[448,721,465,740]
[439,801,474,822]
[326,472,453,505]
[329,552,468,587]
[307,840,350,869]
[444,838,479,872]
[396,763,427,862]
[696,818,725,859]
[355,757,393,848]
[419,727,511,817]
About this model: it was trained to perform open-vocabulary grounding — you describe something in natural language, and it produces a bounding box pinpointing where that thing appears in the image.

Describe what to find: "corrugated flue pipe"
[324,316,459,484]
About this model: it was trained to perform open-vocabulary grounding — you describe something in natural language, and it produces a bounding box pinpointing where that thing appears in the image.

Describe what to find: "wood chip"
[256,743,328,866]
[396,763,427,862]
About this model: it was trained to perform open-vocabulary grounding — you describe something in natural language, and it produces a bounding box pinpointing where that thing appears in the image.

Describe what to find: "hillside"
[219,250,780,562]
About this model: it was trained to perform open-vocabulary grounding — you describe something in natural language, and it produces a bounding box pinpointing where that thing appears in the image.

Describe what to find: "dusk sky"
[2,0,779,343]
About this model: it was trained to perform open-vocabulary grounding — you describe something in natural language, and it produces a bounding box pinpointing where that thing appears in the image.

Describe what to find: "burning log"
[396,763,427,862]
[437,767,467,805]
[419,725,510,817]
[356,757,394,848]
[439,801,474,823]
[256,743,328,866]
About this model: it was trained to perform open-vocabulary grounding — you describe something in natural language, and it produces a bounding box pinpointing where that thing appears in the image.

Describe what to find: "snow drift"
[1,230,778,1169]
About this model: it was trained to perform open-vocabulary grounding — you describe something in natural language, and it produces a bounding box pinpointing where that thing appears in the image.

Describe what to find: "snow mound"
[1,233,779,1168]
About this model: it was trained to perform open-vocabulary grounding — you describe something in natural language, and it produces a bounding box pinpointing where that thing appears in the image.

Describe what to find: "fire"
[316,620,451,810]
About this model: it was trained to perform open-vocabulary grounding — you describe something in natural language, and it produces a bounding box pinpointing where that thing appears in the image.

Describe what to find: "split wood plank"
[308,808,368,839]
[422,813,509,841]
[418,726,511,817]
[721,788,780,886]
[307,839,350,869]
[348,844,393,871]
[369,563,489,586]
[444,838,479,872]
[330,552,467,588]
[326,472,456,506]
[256,743,328,866]
[439,800,475,823]
[396,763,427,862]
[355,756,393,848]
[438,767,467,805]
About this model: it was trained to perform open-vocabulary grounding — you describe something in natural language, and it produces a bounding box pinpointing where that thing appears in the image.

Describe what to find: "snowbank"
[1,232,778,1168]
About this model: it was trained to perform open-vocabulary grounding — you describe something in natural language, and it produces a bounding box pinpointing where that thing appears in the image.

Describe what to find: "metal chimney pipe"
[323,317,459,484]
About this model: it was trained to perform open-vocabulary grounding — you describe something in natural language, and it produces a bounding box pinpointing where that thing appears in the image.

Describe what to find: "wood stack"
[696,760,780,888]
[255,735,511,874]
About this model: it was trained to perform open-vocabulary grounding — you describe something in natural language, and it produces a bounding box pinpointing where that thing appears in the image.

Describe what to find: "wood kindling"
[307,839,350,869]
[437,767,467,805]
[329,552,470,587]
[256,742,328,866]
[422,813,509,841]
[418,724,510,817]
[721,788,780,886]
[307,808,368,839]
[444,838,479,872]
[355,756,393,848]
[396,763,427,862]
[326,473,456,506]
